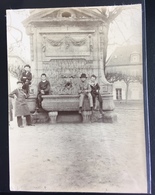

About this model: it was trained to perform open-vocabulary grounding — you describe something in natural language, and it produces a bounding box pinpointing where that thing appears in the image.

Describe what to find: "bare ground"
[9,105,147,193]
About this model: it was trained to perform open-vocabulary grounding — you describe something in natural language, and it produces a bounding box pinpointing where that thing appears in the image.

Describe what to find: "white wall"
[113,81,143,100]
[128,82,143,100]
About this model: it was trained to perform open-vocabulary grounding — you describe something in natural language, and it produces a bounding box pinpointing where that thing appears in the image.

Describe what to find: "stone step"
[57,111,82,123]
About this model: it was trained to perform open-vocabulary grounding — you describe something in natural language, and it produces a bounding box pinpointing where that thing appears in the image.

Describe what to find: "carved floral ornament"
[42,35,92,51]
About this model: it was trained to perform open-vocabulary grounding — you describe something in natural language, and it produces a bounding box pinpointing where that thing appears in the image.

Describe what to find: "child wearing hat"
[9,81,34,128]
[21,64,32,95]
[89,74,103,113]
[78,73,93,113]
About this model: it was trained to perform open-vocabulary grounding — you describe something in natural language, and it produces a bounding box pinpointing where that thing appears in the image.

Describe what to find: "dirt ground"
[9,104,148,193]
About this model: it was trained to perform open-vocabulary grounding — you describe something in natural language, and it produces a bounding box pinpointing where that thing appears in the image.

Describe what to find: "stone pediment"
[23,7,105,25]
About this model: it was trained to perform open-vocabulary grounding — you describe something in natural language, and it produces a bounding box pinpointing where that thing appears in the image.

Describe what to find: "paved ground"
[9,104,147,193]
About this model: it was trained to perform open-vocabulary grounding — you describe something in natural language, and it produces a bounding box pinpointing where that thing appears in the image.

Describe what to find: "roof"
[106,44,142,67]
[22,7,107,26]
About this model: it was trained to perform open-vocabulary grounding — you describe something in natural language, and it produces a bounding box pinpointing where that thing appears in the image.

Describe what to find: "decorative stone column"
[102,94,115,111]
[102,94,117,123]
[82,111,92,123]
[98,25,117,123]
[48,111,58,124]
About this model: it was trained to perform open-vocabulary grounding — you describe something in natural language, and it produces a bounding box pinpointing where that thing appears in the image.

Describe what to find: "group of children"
[78,73,102,114]
[9,65,103,128]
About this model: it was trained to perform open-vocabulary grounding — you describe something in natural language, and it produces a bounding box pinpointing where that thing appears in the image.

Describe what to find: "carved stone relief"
[41,33,93,59]
[30,35,34,61]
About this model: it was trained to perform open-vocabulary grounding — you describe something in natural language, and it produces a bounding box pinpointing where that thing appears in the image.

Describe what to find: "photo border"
[0,0,154,194]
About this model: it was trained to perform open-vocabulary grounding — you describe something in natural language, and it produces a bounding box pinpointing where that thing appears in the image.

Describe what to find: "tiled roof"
[106,44,142,66]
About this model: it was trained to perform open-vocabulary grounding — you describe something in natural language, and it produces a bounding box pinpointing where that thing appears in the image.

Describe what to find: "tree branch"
[7,25,23,43]
[108,7,124,23]
[96,8,107,19]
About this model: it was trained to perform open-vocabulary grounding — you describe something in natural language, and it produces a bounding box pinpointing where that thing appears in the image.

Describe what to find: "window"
[116,88,122,100]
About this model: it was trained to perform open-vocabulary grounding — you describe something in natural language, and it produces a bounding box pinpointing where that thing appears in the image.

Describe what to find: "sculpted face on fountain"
[65,80,72,89]
[61,70,75,93]
[63,74,73,89]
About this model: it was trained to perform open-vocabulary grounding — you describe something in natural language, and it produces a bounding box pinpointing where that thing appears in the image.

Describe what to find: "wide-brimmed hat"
[17,81,23,84]
[80,73,87,78]
[24,64,31,68]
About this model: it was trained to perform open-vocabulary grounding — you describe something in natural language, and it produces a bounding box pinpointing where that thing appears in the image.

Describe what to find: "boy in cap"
[37,73,51,109]
[21,64,32,95]
[9,81,34,128]
[89,74,103,113]
[78,73,93,113]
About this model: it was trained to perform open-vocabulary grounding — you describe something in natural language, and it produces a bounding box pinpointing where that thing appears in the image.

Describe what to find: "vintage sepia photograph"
[7,4,149,193]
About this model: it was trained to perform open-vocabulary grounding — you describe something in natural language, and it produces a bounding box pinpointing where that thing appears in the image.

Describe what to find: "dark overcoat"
[21,71,32,84]
[38,80,50,95]
[9,88,30,117]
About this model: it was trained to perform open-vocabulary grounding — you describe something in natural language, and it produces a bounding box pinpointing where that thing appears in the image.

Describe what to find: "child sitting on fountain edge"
[78,73,93,114]
[37,73,50,109]
[89,74,103,114]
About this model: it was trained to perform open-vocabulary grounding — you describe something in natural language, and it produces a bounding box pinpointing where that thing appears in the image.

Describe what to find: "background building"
[105,44,143,101]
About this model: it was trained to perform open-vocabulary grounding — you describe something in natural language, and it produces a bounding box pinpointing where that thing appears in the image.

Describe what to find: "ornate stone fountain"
[23,8,117,123]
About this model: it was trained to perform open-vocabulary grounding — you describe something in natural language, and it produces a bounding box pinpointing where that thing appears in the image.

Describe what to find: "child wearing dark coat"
[9,81,34,128]
[89,74,103,113]
[37,73,50,109]
[21,64,32,95]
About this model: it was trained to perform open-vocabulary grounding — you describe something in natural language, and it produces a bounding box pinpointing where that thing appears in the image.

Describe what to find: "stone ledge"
[42,95,91,112]
[26,94,117,123]
[41,94,114,112]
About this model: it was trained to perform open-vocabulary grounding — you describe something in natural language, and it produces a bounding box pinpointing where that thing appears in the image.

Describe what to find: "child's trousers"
[22,83,30,95]
[17,115,32,127]
[79,93,93,108]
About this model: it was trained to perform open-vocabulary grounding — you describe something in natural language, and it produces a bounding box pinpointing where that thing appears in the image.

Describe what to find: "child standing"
[89,74,103,113]
[21,64,32,95]
[9,81,34,128]
[78,73,93,114]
